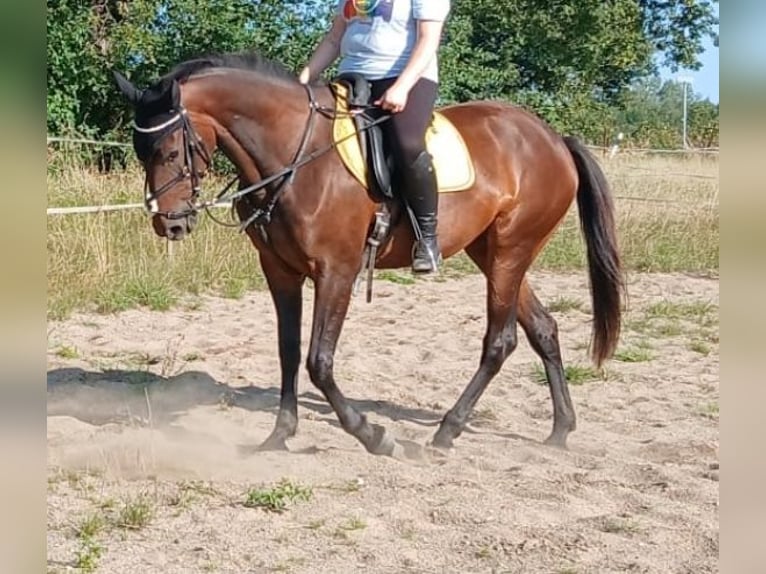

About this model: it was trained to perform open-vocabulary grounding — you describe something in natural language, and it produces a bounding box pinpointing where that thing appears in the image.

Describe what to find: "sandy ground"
[47,270,718,574]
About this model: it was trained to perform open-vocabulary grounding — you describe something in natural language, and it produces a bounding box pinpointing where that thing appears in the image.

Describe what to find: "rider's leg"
[371,77,441,273]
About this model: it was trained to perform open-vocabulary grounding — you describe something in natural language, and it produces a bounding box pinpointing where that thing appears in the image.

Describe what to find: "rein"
[138,83,391,232]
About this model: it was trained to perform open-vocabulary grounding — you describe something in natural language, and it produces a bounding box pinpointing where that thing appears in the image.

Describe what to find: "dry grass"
[47,150,718,319]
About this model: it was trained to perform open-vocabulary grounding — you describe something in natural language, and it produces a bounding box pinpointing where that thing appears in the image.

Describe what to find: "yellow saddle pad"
[331,82,475,193]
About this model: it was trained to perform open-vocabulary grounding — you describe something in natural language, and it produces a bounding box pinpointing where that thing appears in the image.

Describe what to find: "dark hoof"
[429,429,455,451]
[236,434,289,455]
[259,434,290,451]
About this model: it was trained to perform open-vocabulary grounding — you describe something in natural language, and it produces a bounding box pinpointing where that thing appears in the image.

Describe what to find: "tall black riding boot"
[400,150,442,273]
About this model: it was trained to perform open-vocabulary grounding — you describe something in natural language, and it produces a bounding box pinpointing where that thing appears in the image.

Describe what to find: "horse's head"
[114,71,215,240]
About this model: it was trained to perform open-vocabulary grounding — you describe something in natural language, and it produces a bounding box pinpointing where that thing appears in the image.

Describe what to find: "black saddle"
[333,73,394,200]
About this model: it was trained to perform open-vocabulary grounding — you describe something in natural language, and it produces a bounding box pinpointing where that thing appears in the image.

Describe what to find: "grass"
[75,536,103,573]
[116,495,154,530]
[244,479,312,513]
[47,152,718,318]
[55,345,79,359]
[699,401,719,419]
[73,512,106,573]
[689,340,711,355]
[376,270,416,285]
[547,296,584,313]
[533,364,604,386]
[613,345,654,363]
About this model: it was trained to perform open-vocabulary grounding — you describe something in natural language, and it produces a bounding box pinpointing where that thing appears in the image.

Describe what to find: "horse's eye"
[167,150,180,162]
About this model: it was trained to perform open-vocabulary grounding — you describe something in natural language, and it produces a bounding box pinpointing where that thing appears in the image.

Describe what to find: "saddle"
[331,73,395,199]
[330,73,476,199]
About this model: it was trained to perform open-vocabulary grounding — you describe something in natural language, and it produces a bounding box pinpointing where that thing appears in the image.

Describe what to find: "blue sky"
[659,3,719,103]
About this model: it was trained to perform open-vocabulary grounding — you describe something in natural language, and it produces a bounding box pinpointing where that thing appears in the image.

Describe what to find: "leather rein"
[135,83,389,232]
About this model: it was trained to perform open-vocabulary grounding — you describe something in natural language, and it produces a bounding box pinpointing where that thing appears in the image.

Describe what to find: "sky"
[659,3,719,103]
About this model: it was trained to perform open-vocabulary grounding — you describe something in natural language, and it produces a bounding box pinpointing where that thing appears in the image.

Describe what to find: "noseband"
[133,108,211,220]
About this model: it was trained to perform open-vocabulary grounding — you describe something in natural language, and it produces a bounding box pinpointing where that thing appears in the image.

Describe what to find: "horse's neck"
[193,72,314,177]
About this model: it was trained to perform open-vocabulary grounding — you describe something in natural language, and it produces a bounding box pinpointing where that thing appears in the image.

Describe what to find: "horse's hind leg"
[517,279,576,448]
[431,231,530,449]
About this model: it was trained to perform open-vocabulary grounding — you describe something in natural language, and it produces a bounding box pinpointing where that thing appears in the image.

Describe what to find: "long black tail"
[564,136,624,367]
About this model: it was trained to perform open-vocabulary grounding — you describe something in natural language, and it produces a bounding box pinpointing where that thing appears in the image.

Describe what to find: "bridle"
[133,107,211,220]
[134,83,390,230]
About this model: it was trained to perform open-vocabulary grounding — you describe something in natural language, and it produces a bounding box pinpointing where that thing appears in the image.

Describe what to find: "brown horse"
[114,52,623,455]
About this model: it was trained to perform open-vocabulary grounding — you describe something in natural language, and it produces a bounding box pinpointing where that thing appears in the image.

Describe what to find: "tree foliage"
[47,0,718,147]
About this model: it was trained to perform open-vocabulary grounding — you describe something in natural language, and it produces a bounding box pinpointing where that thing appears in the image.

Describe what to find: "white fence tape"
[46,136,717,216]
[46,202,232,216]
[47,136,131,148]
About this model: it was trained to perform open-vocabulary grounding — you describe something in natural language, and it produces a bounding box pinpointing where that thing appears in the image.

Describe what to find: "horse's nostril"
[168,224,185,238]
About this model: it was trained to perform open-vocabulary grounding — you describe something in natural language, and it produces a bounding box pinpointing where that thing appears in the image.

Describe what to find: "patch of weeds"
[223,277,249,299]
[614,346,654,363]
[653,321,683,337]
[75,536,103,573]
[55,345,79,359]
[96,277,177,314]
[689,339,711,355]
[73,510,107,574]
[398,524,417,541]
[565,365,604,385]
[182,351,204,362]
[440,252,480,277]
[116,495,154,530]
[376,270,416,285]
[532,364,603,386]
[75,513,105,539]
[244,479,312,513]
[547,296,583,313]
[645,300,716,321]
[339,517,367,531]
[699,401,719,419]
[474,545,492,559]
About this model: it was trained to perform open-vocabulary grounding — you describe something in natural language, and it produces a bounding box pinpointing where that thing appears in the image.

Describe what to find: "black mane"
[164,51,298,84]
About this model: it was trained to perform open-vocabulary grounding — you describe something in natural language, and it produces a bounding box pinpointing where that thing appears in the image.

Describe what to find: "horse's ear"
[113,70,142,105]
[170,79,181,108]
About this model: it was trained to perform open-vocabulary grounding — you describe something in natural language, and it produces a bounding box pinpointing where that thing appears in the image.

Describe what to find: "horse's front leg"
[306,268,396,456]
[258,250,305,451]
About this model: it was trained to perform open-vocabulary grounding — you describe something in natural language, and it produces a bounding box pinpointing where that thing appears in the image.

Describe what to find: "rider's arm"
[390,19,446,93]
[299,14,347,84]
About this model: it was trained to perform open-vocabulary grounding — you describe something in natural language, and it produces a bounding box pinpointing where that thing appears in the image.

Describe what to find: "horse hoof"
[543,433,569,450]
[257,434,290,452]
[429,431,454,451]
[367,424,396,456]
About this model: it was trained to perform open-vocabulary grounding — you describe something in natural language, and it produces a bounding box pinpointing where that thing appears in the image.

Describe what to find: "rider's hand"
[375,83,410,113]
[298,67,312,85]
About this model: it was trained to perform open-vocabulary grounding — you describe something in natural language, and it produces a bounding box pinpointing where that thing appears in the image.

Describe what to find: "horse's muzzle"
[153,212,197,240]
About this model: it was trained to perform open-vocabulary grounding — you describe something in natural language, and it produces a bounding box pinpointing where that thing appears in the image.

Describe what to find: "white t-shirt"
[337,0,451,82]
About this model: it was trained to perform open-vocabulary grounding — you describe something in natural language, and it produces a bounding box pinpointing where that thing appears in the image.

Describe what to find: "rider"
[299,0,451,274]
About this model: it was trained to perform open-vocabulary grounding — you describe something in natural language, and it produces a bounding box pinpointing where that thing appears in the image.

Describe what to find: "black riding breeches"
[368,77,438,167]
